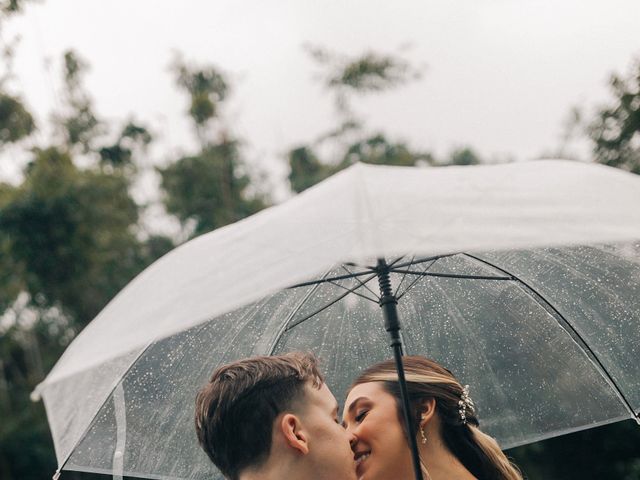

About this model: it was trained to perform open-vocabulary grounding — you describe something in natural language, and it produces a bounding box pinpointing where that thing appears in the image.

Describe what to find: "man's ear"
[419,398,436,427]
[279,413,309,455]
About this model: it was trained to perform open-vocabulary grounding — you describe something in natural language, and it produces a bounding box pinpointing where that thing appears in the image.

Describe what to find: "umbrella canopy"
[34,160,640,479]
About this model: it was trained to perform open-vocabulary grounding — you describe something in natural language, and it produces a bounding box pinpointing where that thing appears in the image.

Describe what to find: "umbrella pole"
[377,258,424,480]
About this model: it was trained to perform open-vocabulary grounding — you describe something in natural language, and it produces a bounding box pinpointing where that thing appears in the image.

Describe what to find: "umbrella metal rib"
[282,250,640,480]
[284,255,516,332]
[393,255,417,299]
[287,256,408,289]
[463,253,640,426]
[392,269,514,281]
[327,279,379,304]
[51,336,162,479]
[390,253,457,270]
[288,270,376,288]
[396,258,438,300]
[340,264,380,299]
[283,256,431,332]
[284,273,380,332]
[283,256,429,480]
[266,269,332,355]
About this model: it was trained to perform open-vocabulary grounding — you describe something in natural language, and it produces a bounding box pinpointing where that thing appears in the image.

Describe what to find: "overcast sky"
[3,0,640,189]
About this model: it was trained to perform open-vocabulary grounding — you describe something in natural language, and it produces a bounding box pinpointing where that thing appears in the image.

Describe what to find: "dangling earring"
[420,413,427,444]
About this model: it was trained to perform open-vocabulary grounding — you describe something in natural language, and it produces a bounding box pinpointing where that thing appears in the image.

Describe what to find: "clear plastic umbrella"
[33,160,640,480]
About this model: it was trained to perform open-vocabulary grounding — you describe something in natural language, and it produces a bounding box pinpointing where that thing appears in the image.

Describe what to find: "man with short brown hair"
[195,352,357,480]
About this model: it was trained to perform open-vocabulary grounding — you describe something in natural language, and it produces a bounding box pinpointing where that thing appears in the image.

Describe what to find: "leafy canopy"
[588,60,640,174]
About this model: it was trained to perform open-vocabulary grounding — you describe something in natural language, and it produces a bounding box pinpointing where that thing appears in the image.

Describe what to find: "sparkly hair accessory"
[458,385,475,424]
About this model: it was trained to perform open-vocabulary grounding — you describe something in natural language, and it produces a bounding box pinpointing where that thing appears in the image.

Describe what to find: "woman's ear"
[280,413,309,455]
[419,398,436,427]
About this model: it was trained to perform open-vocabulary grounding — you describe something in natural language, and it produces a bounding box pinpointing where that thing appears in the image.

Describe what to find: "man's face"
[299,382,357,480]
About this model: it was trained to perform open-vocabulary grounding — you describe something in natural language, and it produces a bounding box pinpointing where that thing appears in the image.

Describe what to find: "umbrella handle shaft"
[390,328,425,480]
[377,258,424,480]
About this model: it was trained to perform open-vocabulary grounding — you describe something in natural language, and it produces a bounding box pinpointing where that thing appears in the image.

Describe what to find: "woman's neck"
[419,436,476,480]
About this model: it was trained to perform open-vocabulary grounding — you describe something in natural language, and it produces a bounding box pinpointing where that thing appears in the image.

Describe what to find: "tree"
[158,57,267,237]
[288,47,432,193]
[588,59,640,174]
[171,55,228,143]
[0,48,169,327]
[510,420,640,480]
[161,142,266,236]
[0,149,146,324]
[288,146,334,194]
[445,146,482,166]
[0,46,173,479]
[0,93,34,146]
[50,50,101,151]
[0,1,36,149]
[0,0,31,14]
[98,120,153,170]
[306,44,423,118]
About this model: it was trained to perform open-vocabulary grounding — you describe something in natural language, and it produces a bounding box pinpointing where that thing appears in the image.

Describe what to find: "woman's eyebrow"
[343,396,369,421]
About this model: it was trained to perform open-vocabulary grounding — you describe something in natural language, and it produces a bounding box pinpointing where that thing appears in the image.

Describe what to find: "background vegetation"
[1,1,640,478]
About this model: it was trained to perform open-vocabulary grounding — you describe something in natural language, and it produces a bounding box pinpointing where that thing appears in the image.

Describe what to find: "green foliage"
[0,307,85,479]
[159,141,266,236]
[509,420,640,479]
[342,134,432,167]
[446,147,482,166]
[588,59,640,174]
[55,50,101,151]
[0,18,638,478]
[288,47,432,193]
[99,120,152,169]
[161,56,268,237]
[0,148,144,324]
[0,375,56,480]
[288,146,334,194]
[307,46,421,98]
[0,0,35,147]
[0,184,25,313]
[306,45,422,114]
[288,134,433,193]
[0,93,35,146]
[0,19,35,148]
[0,15,179,480]
[330,52,415,92]
[0,0,30,14]
[171,55,228,130]
[0,146,174,479]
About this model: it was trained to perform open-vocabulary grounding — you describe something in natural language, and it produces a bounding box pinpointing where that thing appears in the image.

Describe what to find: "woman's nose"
[349,431,358,449]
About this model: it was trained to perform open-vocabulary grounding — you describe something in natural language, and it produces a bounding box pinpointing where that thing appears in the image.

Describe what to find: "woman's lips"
[355,451,370,476]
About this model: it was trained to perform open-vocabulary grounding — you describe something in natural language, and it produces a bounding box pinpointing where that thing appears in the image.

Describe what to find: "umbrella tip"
[634,414,640,427]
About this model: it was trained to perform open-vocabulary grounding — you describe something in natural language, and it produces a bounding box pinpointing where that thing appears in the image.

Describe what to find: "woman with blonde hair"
[343,356,522,480]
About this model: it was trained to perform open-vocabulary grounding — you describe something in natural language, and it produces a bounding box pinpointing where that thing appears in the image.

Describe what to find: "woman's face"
[343,382,414,480]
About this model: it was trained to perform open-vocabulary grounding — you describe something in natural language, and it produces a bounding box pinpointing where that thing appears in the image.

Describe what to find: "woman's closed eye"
[355,410,368,423]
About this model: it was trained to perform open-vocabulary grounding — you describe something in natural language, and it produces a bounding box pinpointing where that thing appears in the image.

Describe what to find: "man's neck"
[240,459,308,480]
